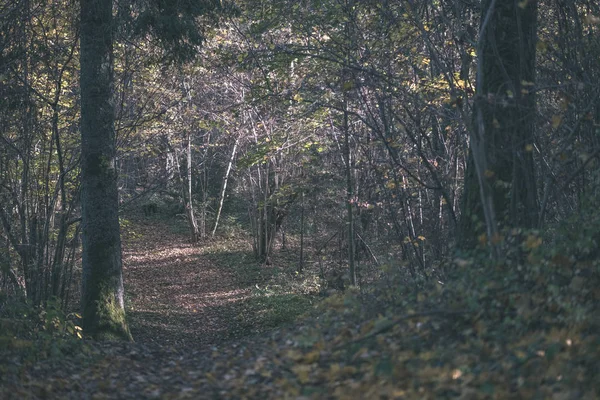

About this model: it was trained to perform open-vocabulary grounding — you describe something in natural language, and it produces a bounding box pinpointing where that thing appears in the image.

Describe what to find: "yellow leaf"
[260,370,272,378]
[342,81,354,92]
[536,40,548,52]
[478,233,487,246]
[551,115,562,129]
[328,363,341,378]
[360,321,375,336]
[515,350,527,360]
[524,235,542,250]
[352,347,370,361]
[518,0,529,8]
[285,349,303,361]
[525,144,534,152]
[302,350,320,363]
[341,366,357,375]
[291,365,311,384]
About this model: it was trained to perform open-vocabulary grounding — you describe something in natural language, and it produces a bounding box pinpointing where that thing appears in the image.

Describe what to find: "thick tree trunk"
[80,0,132,341]
[459,0,539,248]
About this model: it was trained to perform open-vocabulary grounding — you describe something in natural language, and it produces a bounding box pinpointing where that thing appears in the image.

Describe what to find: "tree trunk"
[459,0,539,249]
[80,0,132,341]
[185,132,200,243]
[343,95,356,286]
[212,137,238,237]
[298,189,305,273]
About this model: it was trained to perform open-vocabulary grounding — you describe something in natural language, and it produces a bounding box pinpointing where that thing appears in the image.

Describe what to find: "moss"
[84,284,133,342]
[96,294,133,341]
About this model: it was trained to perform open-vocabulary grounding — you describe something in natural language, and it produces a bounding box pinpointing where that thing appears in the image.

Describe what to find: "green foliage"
[260,233,598,397]
[3,207,600,397]
[237,293,313,333]
[203,239,316,336]
[123,0,230,63]
[120,217,143,241]
[549,193,600,261]
[0,297,83,366]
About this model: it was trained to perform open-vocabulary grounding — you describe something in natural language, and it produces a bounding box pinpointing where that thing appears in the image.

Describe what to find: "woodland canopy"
[1,0,599,398]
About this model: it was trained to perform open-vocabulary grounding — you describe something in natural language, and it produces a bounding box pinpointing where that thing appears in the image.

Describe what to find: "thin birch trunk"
[212,137,239,237]
[186,132,200,243]
[298,189,305,273]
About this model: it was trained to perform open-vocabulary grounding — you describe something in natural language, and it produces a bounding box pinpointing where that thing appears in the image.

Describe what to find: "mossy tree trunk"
[459,0,539,248]
[80,0,132,341]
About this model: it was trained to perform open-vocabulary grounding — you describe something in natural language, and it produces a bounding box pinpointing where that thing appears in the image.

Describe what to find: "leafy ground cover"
[1,215,599,399]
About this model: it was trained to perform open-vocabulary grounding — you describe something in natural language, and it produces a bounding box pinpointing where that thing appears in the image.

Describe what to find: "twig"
[334,310,471,350]
[356,232,379,266]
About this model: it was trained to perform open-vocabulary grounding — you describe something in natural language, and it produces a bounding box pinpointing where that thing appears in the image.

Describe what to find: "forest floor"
[0,213,320,399]
[122,215,253,348]
[122,213,315,348]
[1,214,600,399]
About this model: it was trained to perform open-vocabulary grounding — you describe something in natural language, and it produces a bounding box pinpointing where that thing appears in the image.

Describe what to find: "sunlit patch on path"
[121,217,252,348]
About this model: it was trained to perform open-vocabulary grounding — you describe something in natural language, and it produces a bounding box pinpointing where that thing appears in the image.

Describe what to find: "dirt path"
[1,214,316,399]
[122,215,252,348]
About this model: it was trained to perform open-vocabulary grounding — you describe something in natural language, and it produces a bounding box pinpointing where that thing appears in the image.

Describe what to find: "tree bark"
[459,0,539,249]
[212,136,238,237]
[80,0,132,341]
[298,188,305,273]
[343,94,356,286]
[185,131,200,243]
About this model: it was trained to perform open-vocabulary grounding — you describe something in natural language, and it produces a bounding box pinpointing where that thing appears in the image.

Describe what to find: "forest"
[1,0,599,398]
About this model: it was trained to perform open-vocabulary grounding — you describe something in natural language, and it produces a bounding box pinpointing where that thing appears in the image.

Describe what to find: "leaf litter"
[1,216,599,399]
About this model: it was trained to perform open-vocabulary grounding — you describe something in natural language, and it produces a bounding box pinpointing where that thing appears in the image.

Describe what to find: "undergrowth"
[0,297,84,380]
[202,238,318,335]
[253,226,600,398]
[2,206,599,398]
